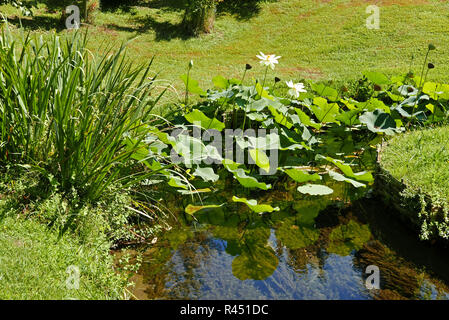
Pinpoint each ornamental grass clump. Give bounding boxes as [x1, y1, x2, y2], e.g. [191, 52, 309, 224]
[0, 25, 168, 201]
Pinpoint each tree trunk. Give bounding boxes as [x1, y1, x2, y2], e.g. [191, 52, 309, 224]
[183, 3, 216, 36]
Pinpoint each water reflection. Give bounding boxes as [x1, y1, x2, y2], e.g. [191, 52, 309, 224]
[130, 192, 449, 300]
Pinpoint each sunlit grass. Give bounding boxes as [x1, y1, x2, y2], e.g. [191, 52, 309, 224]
[0, 215, 125, 299]
[1, 0, 448, 99]
[381, 125, 449, 201]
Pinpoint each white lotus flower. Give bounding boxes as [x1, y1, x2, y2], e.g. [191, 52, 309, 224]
[286, 80, 307, 98]
[256, 52, 281, 70]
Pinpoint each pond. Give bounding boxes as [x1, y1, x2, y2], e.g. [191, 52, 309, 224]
[127, 185, 449, 300]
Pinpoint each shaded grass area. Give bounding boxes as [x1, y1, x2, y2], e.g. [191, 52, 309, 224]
[1, 0, 448, 99]
[0, 214, 125, 299]
[380, 126, 449, 202]
[0, 168, 135, 300]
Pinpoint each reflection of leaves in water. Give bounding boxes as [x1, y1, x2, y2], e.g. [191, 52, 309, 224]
[232, 245, 279, 280]
[327, 220, 371, 256]
[274, 201, 323, 250]
[225, 240, 242, 256]
[166, 229, 194, 250]
[215, 225, 278, 280]
[212, 225, 241, 241]
[243, 227, 270, 245]
[276, 219, 320, 250]
[292, 200, 326, 227]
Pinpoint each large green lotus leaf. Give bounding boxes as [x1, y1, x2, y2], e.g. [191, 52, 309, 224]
[246, 97, 272, 112]
[336, 109, 362, 126]
[222, 159, 245, 172]
[173, 134, 223, 164]
[232, 196, 279, 213]
[184, 109, 225, 131]
[311, 83, 339, 101]
[365, 98, 390, 113]
[327, 220, 372, 256]
[168, 176, 190, 189]
[232, 245, 278, 280]
[212, 75, 230, 89]
[297, 184, 334, 196]
[328, 170, 366, 188]
[278, 127, 309, 151]
[422, 82, 449, 100]
[294, 108, 322, 130]
[268, 105, 293, 129]
[311, 97, 340, 123]
[193, 167, 219, 182]
[359, 109, 401, 135]
[284, 168, 322, 183]
[234, 169, 271, 190]
[185, 204, 223, 215]
[224, 163, 271, 190]
[255, 82, 273, 99]
[208, 89, 235, 102]
[275, 219, 320, 250]
[147, 127, 175, 145]
[249, 148, 270, 173]
[363, 71, 390, 85]
[320, 156, 374, 183]
[180, 74, 206, 95]
[340, 99, 358, 111]
[246, 133, 280, 150]
[246, 112, 267, 122]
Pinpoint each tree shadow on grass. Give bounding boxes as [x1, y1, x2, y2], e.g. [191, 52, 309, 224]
[6, 15, 65, 32]
[5, 0, 267, 38]
[217, 0, 265, 21]
[104, 0, 266, 41]
[101, 0, 186, 13]
[106, 15, 191, 41]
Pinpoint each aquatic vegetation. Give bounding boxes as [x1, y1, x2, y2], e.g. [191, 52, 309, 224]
[158, 45, 448, 217]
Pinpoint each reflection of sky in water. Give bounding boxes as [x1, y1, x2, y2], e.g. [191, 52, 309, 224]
[164, 230, 372, 300]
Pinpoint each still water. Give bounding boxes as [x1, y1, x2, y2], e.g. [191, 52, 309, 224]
[128, 186, 449, 300]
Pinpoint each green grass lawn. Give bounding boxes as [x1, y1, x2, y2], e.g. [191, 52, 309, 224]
[380, 125, 449, 202]
[1, 0, 449, 98]
[0, 214, 126, 299]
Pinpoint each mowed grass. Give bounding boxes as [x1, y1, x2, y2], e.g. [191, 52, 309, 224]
[380, 126, 449, 202]
[1, 0, 449, 100]
[0, 214, 125, 299]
